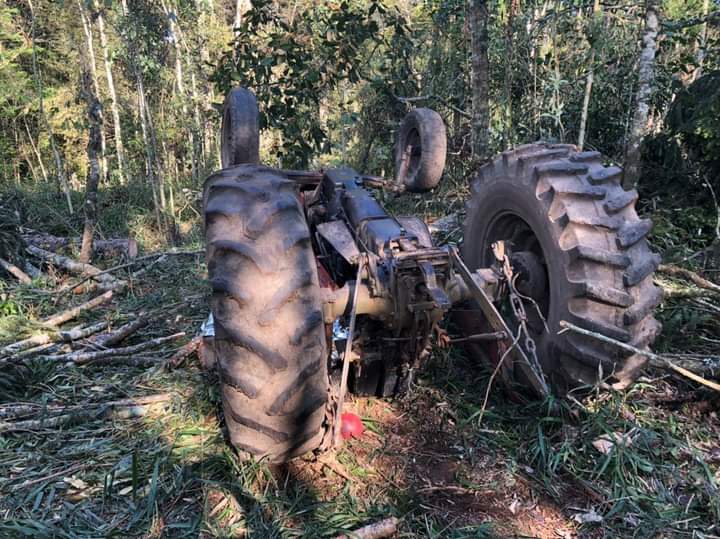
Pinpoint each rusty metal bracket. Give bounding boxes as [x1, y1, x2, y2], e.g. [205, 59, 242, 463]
[418, 260, 451, 310]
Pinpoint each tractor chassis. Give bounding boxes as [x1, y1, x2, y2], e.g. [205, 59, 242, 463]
[290, 166, 549, 401]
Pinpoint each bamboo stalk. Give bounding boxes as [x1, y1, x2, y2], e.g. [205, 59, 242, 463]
[43, 290, 113, 327]
[0, 393, 175, 433]
[43, 332, 185, 364]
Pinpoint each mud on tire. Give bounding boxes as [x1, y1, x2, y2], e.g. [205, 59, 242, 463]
[462, 144, 663, 391]
[204, 165, 328, 462]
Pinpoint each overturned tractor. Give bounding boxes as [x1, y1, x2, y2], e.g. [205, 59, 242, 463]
[203, 87, 662, 462]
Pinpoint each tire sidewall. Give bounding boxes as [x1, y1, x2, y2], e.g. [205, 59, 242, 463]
[221, 88, 260, 168]
[394, 108, 446, 192]
[463, 175, 572, 377]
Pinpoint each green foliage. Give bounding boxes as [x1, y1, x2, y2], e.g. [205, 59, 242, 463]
[213, 0, 409, 168]
[667, 70, 720, 174]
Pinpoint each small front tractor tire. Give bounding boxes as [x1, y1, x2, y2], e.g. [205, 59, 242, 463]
[461, 144, 663, 392]
[394, 108, 447, 192]
[221, 87, 260, 168]
[204, 165, 329, 462]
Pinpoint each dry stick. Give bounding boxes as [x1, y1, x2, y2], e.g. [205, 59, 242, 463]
[0, 392, 175, 421]
[59, 321, 108, 341]
[59, 250, 200, 294]
[90, 315, 149, 348]
[43, 332, 185, 364]
[0, 395, 174, 433]
[658, 264, 720, 294]
[0, 322, 107, 360]
[129, 254, 167, 281]
[15, 463, 88, 488]
[0, 333, 54, 357]
[166, 335, 201, 369]
[0, 409, 98, 432]
[558, 320, 720, 392]
[334, 258, 365, 447]
[334, 517, 400, 539]
[42, 290, 113, 327]
[0, 404, 42, 420]
[26, 245, 116, 285]
[476, 328, 522, 426]
[0, 257, 32, 284]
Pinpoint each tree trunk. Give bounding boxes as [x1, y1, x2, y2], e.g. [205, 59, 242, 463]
[469, 0, 490, 160]
[162, 0, 197, 183]
[692, 0, 710, 82]
[79, 57, 102, 264]
[578, 1, 601, 150]
[27, 0, 73, 214]
[578, 60, 594, 150]
[234, 0, 248, 32]
[24, 118, 48, 182]
[503, 0, 517, 146]
[94, 0, 126, 184]
[136, 75, 163, 234]
[77, 0, 107, 184]
[623, 0, 659, 188]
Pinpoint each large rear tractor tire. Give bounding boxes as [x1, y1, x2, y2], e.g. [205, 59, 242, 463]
[204, 165, 329, 462]
[461, 144, 663, 392]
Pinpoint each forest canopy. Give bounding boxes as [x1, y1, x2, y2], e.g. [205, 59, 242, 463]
[0, 0, 718, 245]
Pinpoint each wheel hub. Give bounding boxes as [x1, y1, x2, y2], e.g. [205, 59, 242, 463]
[509, 250, 547, 300]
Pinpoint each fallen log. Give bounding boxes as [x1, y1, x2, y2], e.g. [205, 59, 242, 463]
[42, 290, 113, 327]
[0, 257, 32, 284]
[5, 342, 63, 362]
[42, 331, 185, 364]
[559, 320, 720, 392]
[23, 261, 41, 279]
[85, 355, 166, 367]
[22, 233, 138, 259]
[334, 517, 400, 539]
[28, 245, 126, 293]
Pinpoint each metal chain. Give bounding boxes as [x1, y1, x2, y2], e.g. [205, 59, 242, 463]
[501, 254, 548, 388]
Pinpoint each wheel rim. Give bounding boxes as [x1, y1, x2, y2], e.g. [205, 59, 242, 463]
[482, 212, 551, 339]
[402, 127, 422, 183]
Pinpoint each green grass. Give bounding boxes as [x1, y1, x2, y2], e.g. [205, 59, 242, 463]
[1, 175, 719, 537]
